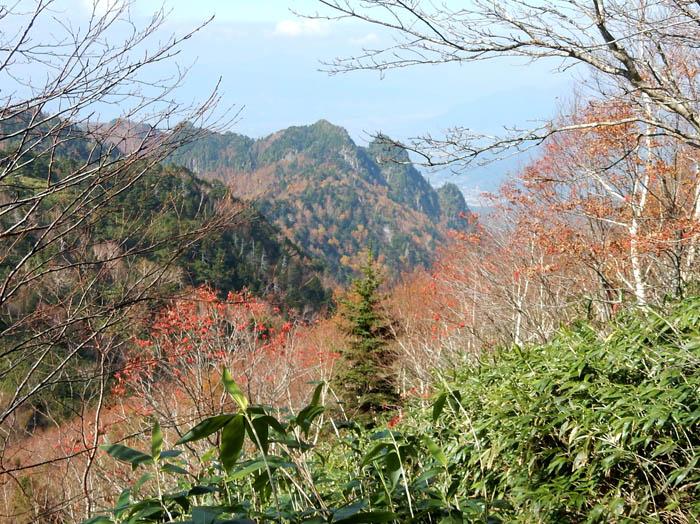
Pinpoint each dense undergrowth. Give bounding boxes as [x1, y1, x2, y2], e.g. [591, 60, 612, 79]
[87, 295, 700, 523]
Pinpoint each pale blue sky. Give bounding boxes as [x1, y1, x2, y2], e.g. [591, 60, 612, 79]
[72, 1, 576, 200]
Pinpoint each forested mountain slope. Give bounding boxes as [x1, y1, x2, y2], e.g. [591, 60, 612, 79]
[0, 128, 331, 449]
[168, 120, 472, 281]
[0, 151, 330, 318]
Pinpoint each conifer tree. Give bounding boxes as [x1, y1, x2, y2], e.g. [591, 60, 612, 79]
[335, 249, 399, 415]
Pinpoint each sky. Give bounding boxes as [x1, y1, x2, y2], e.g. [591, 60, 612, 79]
[65, 0, 577, 204]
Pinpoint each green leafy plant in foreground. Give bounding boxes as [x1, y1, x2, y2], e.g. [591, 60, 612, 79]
[88, 295, 700, 523]
[431, 296, 700, 523]
[86, 365, 504, 524]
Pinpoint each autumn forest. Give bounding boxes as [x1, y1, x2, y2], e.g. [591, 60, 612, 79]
[2, 1, 700, 523]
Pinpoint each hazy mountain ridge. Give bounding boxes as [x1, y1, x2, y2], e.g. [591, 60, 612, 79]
[0, 120, 332, 315]
[168, 119, 472, 282]
[364, 139, 441, 217]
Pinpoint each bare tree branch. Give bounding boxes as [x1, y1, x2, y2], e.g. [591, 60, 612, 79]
[0, 0, 242, 506]
[311, 0, 700, 167]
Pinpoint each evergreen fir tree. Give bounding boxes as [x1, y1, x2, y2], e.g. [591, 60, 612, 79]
[335, 249, 399, 415]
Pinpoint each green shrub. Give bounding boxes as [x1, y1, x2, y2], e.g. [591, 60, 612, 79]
[437, 296, 700, 522]
[88, 296, 700, 523]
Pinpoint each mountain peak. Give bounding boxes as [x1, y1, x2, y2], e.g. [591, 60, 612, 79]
[308, 119, 352, 140]
[166, 119, 467, 281]
[437, 183, 472, 231]
[312, 118, 333, 127]
[311, 118, 340, 129]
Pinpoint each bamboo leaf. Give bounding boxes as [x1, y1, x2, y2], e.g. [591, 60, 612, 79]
[133, 473, 153, 497]
[423, 436, 448, 467]
[311, 382, 324, 406]
[246, 416, 270, 454]
[360, 442, 390, 468]
[176, 415, 236, 445]
[113, 488, 131, 518]
[334, 511, 398, 523]
[385, 451, 401, 489]
[230, 460, 266, 480]
[432, 393, 447, 422]
[160, 463, 191, 476]
[222, 366, 248, 411]
[100, 444, 153, 468]
[221, 415, 245, 473]
[151, 420, 163, 461]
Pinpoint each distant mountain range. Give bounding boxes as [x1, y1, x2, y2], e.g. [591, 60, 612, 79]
[0, 114, 332, 316]
[2, 111, 473, 316]
[167, 119, 472, 282]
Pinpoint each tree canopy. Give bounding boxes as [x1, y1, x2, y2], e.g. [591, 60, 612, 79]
[335, 249, 399, 414]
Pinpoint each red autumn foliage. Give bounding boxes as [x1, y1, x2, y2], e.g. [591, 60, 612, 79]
[111, 286, 339, 420]
[406, 97, 700, 354]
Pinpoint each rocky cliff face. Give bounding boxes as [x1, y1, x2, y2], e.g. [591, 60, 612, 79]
[167, 120, 472, 282]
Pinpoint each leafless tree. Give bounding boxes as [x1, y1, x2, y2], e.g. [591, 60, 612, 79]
[311, 0, 700, 167]
[0, 0, 238, 519]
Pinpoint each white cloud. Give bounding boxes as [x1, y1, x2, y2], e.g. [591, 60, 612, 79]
[348, 33, 379, 46]
[273, 19, 331, 37]
[201, 24, 249, 40]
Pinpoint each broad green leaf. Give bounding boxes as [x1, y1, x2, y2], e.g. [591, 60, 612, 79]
[360, 442, 390, 468]
[82, 517, 113, 524]
[133, 473, 153, 497]
[252, 467, 273, 500]
[664, 501, 681, 511]
[423, 436, 448, 467]
[609, 498, 625, 515]
[124, 499, 163, 521]
[669, 466, 691, 486]
[572, 450, 587, 470]
[113, 488, 131, 518]
[221, 415, 245, 473]
[492, 499, 513, 510]
[100, 444, 153, 468]
[589, 505, 606, 520]
[188, 486, 219, 496]
[222, 366, 248, 411]
[432, 393, 448, 422]
[418, 498, 447, 511]
[296, 405, 324, 435]
[311, 382, 324, 406]
[334, 511, 399, 523]
[413, 467, 443, 485]
[447, 390, 462, 412]
[151, 420, 163, 461]
[385, 451, 401, 489]
[176, 414, 236, 445]
[160, 463, 191, 475]
[332, 501, 367, 521]
[229, 460, 265, 480]
[165, 493, 191, 513]
[255, 414, 286, 436]
[246, 416, 270, 454]
[651, 439, 677, 458]
[192, 506, 218, 524]
[201, 447, 217, 463]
